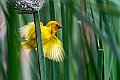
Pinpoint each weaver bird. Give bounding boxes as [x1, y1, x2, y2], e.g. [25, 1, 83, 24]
[19, 21, 65, 62]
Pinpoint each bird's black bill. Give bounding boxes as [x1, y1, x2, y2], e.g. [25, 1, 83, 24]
[58, 25, 62, 29]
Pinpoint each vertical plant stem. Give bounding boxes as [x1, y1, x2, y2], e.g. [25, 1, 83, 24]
[99, 11, 104, 80]
[60, 3, 65, 80]
[89, 0, 99, 52]
[112, 55, 117, 80]
[7, 0, 20, 80]
[61, 3, 70, 80]
[49, 1, 55, 20]
[49, 1, 61, 80]
[79, 23, 89, 80]
[48, 1, 55, 80]
[97, 49, 103, 80]
[33, 11, 46, 80]
[104, 44, 109, 80]
[41, 2, 51, 79]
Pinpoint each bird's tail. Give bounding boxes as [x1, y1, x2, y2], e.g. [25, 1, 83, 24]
[21, 42, 31, 54]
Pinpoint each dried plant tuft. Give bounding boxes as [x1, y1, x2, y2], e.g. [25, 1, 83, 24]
[7, 0, 45, 14]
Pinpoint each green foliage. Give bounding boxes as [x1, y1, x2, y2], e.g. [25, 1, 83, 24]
[0, 0, 120, 80]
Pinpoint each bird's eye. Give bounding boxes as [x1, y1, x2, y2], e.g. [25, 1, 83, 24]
[56, 24, 59, 26]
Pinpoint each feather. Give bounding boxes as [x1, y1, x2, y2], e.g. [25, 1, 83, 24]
[43, 36, 65, 62]
[19, 22, 43, 40]
[19, 21, 65, 62]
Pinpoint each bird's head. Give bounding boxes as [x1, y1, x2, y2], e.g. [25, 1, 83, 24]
[46, 21, 62, 34]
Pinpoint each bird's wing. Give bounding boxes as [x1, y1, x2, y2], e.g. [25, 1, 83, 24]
[19, 22, 35, 40]
[19, 22, 43, 40]
[21, 37, 37, 54]
[43, 36, 65, 62]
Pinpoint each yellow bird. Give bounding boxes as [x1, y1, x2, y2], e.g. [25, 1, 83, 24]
[19, 21, 65, 62]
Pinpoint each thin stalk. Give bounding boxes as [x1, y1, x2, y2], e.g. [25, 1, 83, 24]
[89, 0, 99, 51]
[60, 3, 66, 80]
[29, 56, 40, 80]
[82, 25, 101, 80]
[7, 0, 20, 80]
[61, 3, 70, 80]
[66, 1, 73, 80]
[85, 41, 101, 80]
[33, 11, 46, 80]
[49, 1, 55, 80]
[99, 12, 103, 49]
[97, 49, 103, 80]
[79, 23, 89, 80]
[104, 44, 109, 80]
[49, 1, 55, 20]
[43, 2, 52, 77]
[112, 55, 117, 80]
[99, 11, 104, 80]
[49, 1, 61, 80]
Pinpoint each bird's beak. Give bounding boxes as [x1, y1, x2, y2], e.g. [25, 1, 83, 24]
[58, 25, 62, 29]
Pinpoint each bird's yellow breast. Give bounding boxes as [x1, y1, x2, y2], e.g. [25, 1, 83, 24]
[41, 26, 52, 44]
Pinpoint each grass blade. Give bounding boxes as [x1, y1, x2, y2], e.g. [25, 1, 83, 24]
[33, 11, 46, 80]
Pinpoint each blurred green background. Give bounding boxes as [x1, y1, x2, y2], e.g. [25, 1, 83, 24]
[0, 0, 120, 80]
